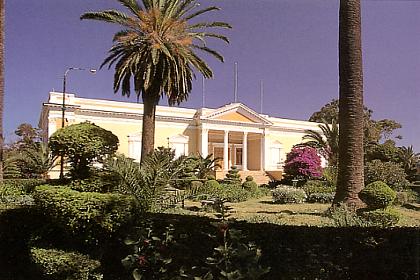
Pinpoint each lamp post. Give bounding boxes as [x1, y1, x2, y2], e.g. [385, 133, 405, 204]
[59, 67, 96, 179]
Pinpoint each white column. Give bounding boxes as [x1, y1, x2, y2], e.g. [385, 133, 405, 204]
[200, 128, 209, 157]
[260, 132, 265, 171]
[242, 132, 248, 171]
[223, 130, 229, 171]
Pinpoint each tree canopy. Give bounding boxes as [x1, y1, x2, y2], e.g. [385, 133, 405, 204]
[49, 122, 119, 179]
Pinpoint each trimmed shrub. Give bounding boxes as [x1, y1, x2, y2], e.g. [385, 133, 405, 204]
[30, 247, 102, 280]
[224, 166, 242, 186]
[358, 208, 400, 227]
[272, 186, 306, 204]
[365, 160, 410, 190]
[196, 183, 254, 203]
[204, 179, 221, 189]
[242, 176, 258, 192]
[206, 175, 216, 180]
[359, 181, 396, 209]
[33, 185, 139, 242]
[69, 170, 120, 193]
[303, 180, 335, 203]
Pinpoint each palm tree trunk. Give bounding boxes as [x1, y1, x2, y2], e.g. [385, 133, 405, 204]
[0, 0, 4, 182]
[333, 0, 364, 207]
[140, 91, 160, 164]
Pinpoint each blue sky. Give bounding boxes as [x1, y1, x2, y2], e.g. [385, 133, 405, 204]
[5, 0, 420, 151]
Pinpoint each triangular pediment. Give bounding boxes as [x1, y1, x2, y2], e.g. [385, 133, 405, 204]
[202, 103, 272, 125]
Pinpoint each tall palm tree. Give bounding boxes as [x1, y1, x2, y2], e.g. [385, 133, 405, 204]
[301, 119, 339, 167]
[81, 0, 231, 164]
[333, 0, 365, 207]
[0, 0, 4, 182]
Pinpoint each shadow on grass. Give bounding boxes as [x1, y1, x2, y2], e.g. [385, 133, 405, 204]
[256, 210, 325, 216]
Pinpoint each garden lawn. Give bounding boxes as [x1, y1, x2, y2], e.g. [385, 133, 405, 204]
[184, 196, 420, 227]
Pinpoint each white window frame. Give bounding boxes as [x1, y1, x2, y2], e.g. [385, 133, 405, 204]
[169, 134, 189, 158]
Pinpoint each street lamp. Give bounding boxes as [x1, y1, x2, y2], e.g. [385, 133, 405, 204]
[59, 67, 96, 179]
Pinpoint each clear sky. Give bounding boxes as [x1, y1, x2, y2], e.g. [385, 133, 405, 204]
[5, 0, 420, 151]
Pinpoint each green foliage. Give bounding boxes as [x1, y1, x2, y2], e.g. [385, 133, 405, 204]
[224, 166, 242, 186]
[191, 154, 221, 180]
[394, 190, 418, 205]
[242, 180, 258, 192]
[199, 223, 270, 279]
[204, 179, 220, 190]
[365, 160, 410, 190]
[30, 247, 102, 280]
[49, 122, 119, 179]
[365, 140, 401, 163]
[33, 185, 139, 242]
[300, 119, 339, 167]
[1, 179, 46, 194]
[245, 176, 253, 181]
[207, 175, 216, 180]
[397, 145, 419, 182]
[105, 149, 192, 210]
[359, 181, 396, 209]
[69, 170, 120, 193]
[329, 206, 371, 227]
[303, 180, 335, 203]
[122, 221, 177, 280]
[272, 186, 307, 204]
[322, 166, 337, 188]
[14, 142, 58, 179]
[197, 182, 267, 203]
[358, 208, 400, 227]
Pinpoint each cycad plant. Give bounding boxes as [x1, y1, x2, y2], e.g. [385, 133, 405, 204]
[81, 0, 231, 163]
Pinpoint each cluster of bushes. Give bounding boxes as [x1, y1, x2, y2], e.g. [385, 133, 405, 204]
[194, 175, 269, 203]
[271, 180, 335, 204]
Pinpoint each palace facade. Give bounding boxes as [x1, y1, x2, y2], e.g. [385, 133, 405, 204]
[40, 92, 323, 182]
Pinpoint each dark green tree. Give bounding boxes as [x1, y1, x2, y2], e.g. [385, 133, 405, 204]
[81, 0, 231, 164]
[49, 122, 119, 179]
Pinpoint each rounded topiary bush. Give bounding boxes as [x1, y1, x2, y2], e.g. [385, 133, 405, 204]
[272, 185, 306, 204]
[359, 208, 400, 227]
[204, 179, 220, 189]
[359, 181, 396, 209]
[242, 177, 258, 192]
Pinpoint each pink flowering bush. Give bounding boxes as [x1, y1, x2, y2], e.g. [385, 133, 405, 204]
[284, 146, 322, 180]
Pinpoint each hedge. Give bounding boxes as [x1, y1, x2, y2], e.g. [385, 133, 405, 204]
[31, 247, 103, 280]
[33, 185, 140, 242]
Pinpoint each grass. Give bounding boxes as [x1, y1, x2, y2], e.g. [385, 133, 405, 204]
[182, 196, 420, 227]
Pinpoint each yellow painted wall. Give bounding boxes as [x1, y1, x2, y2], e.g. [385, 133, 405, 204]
[267, 133, 304, 156]
[247, 138, 261, 170]
[154, 124, 198, 155]
[215, 112, 255, 123]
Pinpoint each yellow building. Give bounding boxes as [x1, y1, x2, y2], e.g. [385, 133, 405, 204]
[40, 92, 323, 182]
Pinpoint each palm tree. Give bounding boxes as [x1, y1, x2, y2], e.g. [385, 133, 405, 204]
[0, 0, 4, 182]
[301, 119, 339, 167]
[333, 0, 365, 207]
[398, 145, 419, 181]
[81, 0, 231, 164]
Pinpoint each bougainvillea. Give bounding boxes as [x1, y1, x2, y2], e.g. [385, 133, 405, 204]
[284, 146, 322, 179]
